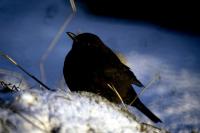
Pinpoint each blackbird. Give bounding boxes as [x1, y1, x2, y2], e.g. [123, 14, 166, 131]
[63, 32, 162, 123]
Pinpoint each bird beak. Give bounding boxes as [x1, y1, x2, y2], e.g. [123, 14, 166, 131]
[66, 32, 77, 41]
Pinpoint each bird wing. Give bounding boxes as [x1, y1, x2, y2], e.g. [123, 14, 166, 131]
[121, 64, 144, 87]
[100, 45, 144, 87]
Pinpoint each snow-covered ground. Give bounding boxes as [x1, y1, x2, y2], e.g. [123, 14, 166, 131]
[0, 83, 166, 133]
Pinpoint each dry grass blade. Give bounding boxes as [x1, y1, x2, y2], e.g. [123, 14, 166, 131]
[12, 110, 48, 133]
[130, 73, 161, 105]
[39, 14, 75, 83]
[0, 51, 17, 65]
[107, 83, 127, 109]
[70, 0, 77, 13]
[39, 0, 77, 83]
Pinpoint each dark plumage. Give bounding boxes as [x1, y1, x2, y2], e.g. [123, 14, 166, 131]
[63, 32, 162, 123]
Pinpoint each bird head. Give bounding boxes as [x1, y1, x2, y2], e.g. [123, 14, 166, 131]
[66, 32, 103, 49]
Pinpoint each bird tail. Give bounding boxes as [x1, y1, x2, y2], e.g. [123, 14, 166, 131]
[133, 99, 162, 123]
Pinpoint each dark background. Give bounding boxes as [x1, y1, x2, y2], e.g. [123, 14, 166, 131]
[83, 0, 200, 35]
[0, 0, 200, 132]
